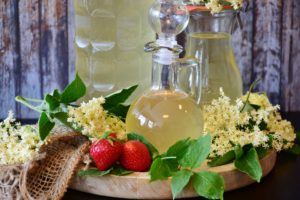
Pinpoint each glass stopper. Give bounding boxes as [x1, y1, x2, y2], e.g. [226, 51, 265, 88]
[148, 0, 189, 46]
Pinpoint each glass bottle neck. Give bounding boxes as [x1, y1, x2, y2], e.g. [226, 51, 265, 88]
[151, 52, 179, 90]
[186, 10, 238, 34]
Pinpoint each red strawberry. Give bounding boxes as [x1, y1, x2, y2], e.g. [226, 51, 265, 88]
[120, 140, 152, 172]
[90, 136, 122, 171]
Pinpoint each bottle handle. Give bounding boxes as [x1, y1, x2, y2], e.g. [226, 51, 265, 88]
[176, 58, 202, 105]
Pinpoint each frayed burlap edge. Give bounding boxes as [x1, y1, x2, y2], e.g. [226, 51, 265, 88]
[0, 131, 90, 200]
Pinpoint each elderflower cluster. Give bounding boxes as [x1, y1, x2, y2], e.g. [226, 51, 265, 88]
[204, 89, 296, 158]
[67, 97, 126, 139]
[189, 0, 243, 13]
[0, 111, 43, 165]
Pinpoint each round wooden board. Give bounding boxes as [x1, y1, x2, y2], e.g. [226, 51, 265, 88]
[70, 150, 276, 199]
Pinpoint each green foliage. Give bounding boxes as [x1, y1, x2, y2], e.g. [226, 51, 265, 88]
[192, 171, 225, 200]
[16, 73, 137, 141]
[179, 134, 211, 169]
[234, 147, 262, 182]
[38, 112, 55, 141]
[103, 85, 138, 120]
[208, 150, 235, 167]
[149, 134, 225, 199]
[171, 170, 193, 199]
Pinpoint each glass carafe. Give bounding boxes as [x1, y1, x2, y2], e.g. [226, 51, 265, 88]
[73, 0, 154, 100]
[184, 6, 243, 105]
[126, 0, 204, 153]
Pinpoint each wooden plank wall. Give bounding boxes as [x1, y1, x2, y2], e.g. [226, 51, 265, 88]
[0, 0, 299, 119]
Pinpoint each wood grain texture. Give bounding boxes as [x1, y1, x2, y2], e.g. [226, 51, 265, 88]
[18, 0, 41, 118]
[70, 150, 277, 199]
[0, 0, 19, 118]
[0, 0, 300, 119]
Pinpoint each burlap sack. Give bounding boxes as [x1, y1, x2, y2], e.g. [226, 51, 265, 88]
[0, 130, 90, 200]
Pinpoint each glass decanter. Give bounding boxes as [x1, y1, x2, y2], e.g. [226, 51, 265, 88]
[126, 0, 204, 153]
[183, 4, 243, 105]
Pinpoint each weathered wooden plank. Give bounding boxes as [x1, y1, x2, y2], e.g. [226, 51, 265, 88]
[0, 0, 18, 119]
[252, 0, 282, 105]
[281, 0, 300, 111]
[232, 0, 254, 93]
[68, 0, 75, 81]
[40, 0, 69, 95]
[18, 0, 41, 118]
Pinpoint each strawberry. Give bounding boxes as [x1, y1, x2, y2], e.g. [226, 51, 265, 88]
[120, 140, 152, 172]
[89, 134, 122, 171]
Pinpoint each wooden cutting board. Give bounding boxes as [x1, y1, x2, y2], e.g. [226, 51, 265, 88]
[70, 150, 276, 199]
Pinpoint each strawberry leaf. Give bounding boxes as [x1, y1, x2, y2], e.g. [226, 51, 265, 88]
[149, 157, 178, 181]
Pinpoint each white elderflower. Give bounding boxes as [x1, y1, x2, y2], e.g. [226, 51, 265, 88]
[0, 111, 43, 165]
[204, 89, 297, 158]
[67, 97, 126, 139]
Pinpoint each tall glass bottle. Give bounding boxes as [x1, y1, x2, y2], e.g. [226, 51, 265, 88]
[183, 6, 243, 105]
[126, 0, 204, 153]
[73, 0, 154, 100]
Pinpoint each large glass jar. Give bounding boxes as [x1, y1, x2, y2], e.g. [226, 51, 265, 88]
[183, 7, 243, 105]
[73, 0, 154, 100]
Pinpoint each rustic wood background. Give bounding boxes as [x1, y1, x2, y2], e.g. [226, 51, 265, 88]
[0, 0, 299, 119]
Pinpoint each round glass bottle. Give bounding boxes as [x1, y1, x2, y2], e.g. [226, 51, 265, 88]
[184, 6, 243, 105]
[126, 0, 204, 153]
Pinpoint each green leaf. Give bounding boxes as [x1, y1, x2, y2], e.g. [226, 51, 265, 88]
[127, 133, 159, 159]
[286, 144, 300, 155]
[234, 144, 243, 159]
[45, 94, 60, 111]
[111, 165, 133, 176]
[166, 138, 193, 161]
[60, 73, 86, 103]
[106, 104, 130, 121]
[38, 112, 55, 140]
[53, 112, 77, 131]
[234, 148, 262, 182]
[78, 168, 112, 177]
[192, 171, 225, 200]
[208, 150, 235, 167]
[15, 96, 42, 113]
[52, 89, 61, 100]
[149, 157, 178, 181]
[179, 134, 211, 169]
[103, 85, 138, 110]
[171, 170, 193, 199]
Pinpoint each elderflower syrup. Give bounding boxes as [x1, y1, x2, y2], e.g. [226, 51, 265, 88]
[126, 0, 204, 153]
[185, 32, 243, 105]
[73, 0, 154, 100]
[126, 90, 203, 153]
[182, 7, 243, 106]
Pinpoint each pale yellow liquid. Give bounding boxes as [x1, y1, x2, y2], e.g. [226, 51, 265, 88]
[126, 90, 204, 153]
[74, 0, 154, 101]
[185, 32, 243, 105]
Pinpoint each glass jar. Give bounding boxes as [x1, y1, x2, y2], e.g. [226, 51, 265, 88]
[73, 0, 154, 100]
[183, 6, 243, 105]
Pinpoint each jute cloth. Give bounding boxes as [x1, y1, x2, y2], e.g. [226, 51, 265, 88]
[0, 130, 90, 200]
